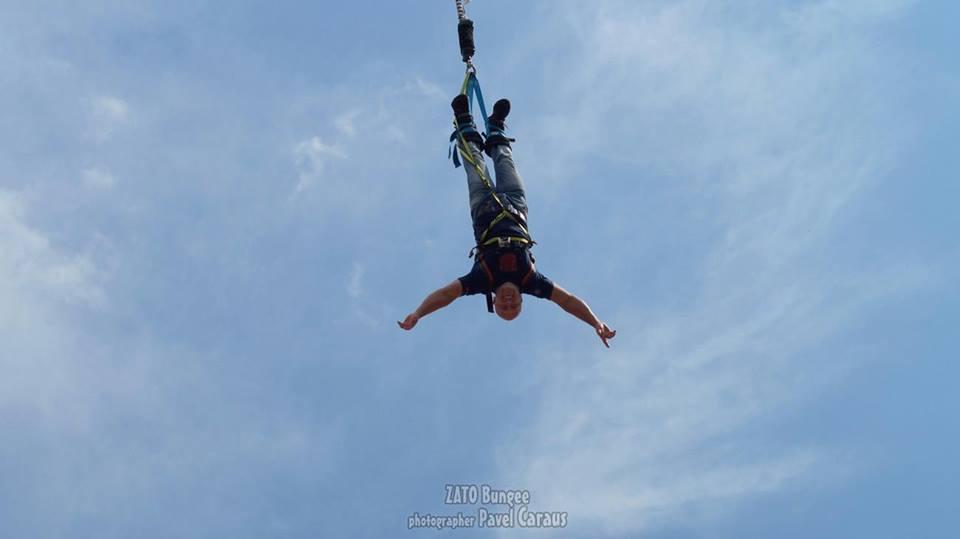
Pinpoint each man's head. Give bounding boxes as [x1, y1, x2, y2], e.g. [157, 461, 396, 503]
[493, 282, 523, 320]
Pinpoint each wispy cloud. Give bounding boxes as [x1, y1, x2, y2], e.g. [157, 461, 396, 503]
[286, 75, 447, 212]
[497, 0, 926, 533]
[82, 167, 116, 190]
[0, 188, 106, 424]
[0, 189, 105, 308]
[90, 95, 129, 142]
[414, 77, 445, 99]
[334, 109, 362, 138]
[0, 186, 344, 531]
[292, 136, 347, 195]
[347, 262, 365, 298]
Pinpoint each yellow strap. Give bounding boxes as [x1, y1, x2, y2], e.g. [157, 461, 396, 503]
[481, 236, 530, 247]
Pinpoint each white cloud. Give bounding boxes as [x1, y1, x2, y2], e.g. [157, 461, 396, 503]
[334, 109, 362, 137]
[0, 190, 105, 308]
[0, 186, 345, 526]
[285, 76, 438, 209]
[347, 262, 364, 298]
[496, 0, 925, 533]
[292, 136, 347, 194]
[90, 95, 129, 142]
[82, 167, 116, 190]
[384, 125, 406, 144]
[414, 77, 445, 99]
[0, 189, 106, 426]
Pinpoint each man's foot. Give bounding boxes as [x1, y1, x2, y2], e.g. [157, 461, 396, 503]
[451, 94, 484, 148]
[485, 98, 514, 156]
[488, 99, 511, 131]
[490, 99, 511, 129]
[452, 94, 470, 116]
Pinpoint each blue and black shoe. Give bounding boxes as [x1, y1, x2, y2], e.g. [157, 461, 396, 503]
[484, 98, 515, 156]
[488, 98, 510, 130]
[451, 94, 485, 148]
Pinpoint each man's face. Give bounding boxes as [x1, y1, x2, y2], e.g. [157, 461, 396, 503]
[494, 283, 522, 321]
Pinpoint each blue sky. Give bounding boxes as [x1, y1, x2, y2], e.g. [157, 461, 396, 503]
[1, 0, 957, 537]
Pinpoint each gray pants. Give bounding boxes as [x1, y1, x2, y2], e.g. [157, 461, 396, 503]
[461, 141, 528, 224]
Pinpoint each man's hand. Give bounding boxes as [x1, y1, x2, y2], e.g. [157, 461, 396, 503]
[397, 313, 420, 331]
[398, 281, 462, 331]
[595, 322, 616, 348]
[550, 285, 616, 348]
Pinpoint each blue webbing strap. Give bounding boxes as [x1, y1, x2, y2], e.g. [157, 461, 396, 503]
[466, 73, 490, 135]
[449, 71, 490, 168]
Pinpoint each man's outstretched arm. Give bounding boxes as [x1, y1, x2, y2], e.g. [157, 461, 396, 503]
[549, 284, 617, 347]
[398, 280, 464, 330]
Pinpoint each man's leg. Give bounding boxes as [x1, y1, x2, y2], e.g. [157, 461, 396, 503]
[490, 144, 526, 201]
[461, 140, 494, 216]
[452, 94, 494, 217]
[486, 99, 528, 211]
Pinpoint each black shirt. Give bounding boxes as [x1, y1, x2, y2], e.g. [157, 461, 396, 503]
[458, 246, 555, 299]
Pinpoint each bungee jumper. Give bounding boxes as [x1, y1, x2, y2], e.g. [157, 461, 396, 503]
[397, 1, 616, 347]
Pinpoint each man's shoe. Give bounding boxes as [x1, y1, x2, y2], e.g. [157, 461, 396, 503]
[452, 94, 470, 116]
[488, 98, 511, 131]
[451, 94, 484, 148]
[485, 98, 514, 156]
